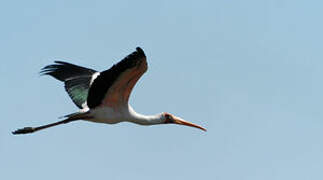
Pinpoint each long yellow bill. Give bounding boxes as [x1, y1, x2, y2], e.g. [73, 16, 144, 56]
[173, 116, 206, 132]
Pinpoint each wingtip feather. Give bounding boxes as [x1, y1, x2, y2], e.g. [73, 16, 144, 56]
[136, 47, 145, 57]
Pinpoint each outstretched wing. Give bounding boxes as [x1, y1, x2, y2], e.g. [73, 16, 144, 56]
[40, 61, 99, 109]
[87, 47, 147, 109]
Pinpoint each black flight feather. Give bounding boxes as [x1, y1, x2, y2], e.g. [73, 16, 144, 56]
[40, 61, 98, 109]
[86, 47, 146, 108]
[40, 61, 96, 81]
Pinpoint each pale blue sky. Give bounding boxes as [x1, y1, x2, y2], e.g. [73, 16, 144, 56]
[1, 0, 323, 179]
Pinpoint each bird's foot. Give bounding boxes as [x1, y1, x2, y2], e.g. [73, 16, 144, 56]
[12, 127, 35, 135]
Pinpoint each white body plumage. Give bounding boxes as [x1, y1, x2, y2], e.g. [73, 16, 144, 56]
[86, 105, 163, 125]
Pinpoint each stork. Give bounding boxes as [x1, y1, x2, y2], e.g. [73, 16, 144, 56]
[13, 47, 206, 135]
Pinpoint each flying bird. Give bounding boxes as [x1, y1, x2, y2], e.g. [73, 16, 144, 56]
[13, 47, 206, 135]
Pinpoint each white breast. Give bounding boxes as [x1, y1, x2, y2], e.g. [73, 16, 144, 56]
[86, 105, 132, 124]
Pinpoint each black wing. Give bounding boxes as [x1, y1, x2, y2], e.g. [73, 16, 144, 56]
[40, 61, 98, 109]
[87, 47, 147, 109]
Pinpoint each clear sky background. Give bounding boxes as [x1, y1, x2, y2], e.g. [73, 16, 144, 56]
[1, 0, 323, 179]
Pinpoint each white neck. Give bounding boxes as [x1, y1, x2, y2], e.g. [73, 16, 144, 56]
[128, 106, 164, 125]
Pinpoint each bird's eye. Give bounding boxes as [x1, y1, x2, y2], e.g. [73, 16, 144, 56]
[164, 114, 173, 123]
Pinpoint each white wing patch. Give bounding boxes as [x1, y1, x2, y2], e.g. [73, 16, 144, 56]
[90, 72, 100, 85]
[80, 72, 101, 109]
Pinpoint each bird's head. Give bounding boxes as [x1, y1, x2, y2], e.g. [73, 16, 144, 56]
[162, 112, 206, 132]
